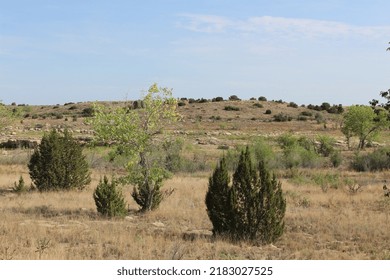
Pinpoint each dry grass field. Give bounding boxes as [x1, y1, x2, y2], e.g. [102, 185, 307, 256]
[1, 100, 390, 260]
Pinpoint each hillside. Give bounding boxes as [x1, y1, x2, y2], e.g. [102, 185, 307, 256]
[1, 99, 345, 144]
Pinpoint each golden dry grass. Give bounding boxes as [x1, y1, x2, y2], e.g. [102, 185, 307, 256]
[1, 163, 390, 260]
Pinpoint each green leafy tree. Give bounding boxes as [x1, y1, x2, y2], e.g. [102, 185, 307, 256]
[342, 105, 389, 150]
[93, 176, 127, 218]
[90, 83, 179, 212]
[28, 129, 91, 191]
[206, 147, 286, 244]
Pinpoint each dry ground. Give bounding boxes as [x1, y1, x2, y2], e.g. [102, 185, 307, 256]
[0, 164, 389, 260]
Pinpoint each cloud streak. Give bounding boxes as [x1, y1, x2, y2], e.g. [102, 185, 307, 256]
[178, 14, 390, 39]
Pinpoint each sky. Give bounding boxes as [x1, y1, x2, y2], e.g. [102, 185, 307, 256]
[0, 0, 389, 105]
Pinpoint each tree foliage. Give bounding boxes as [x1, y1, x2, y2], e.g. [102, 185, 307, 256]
[90, 83, 179, 212]
[206, 157, 232, 236]
[28, 129, 91, 191]
[206, 147, 286, 244]
[342, 105, 389, 150]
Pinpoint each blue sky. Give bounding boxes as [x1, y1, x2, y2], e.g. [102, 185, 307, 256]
[1, 0, 389, 105]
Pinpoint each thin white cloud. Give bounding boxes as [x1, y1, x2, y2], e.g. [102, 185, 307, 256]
[176, 14, 232, 33]
[178, 14, 390, 39]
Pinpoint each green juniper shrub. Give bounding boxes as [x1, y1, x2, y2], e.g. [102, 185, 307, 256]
[206, 147, 286, 245]
[205, 157, 232, 236]
[81, 107, 95, 117]
[229, 95, 240, 101]
[93, 176, 127, 218]
[212, 97, 224, 102]
[287, 102, 298, 108]
[28, 129, 91, 191]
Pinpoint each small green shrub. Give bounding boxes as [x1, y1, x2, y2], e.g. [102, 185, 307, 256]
[54, 113, 63, 119]
[320, 102, 331, 111]
[224, 105, 240, 111]
[212, 97, 224, 102]
[93, 176, 127, 218]
[277, 134, 322, 169]
[13, 176, 28, 194]
[197, 98, 209, 103]
[316, 135, 336, 157]
[265, 109, 272, 115]
[253, 103, 263, 108]
[351, 148, 390, 172]
[273, 113, 292, 122]
[314, 113, 324, 124]
[288, 102, 298, 108]
[229, 95, 240, 101]
[163, 138, 184, 173]
[312, 172, 340, 192]
[300, 111, 313, 117]
[297, 116, 308, 121]
[82, 107, 95, 117]
[330, 150, 343, 167]
[258, 96, 267, 101]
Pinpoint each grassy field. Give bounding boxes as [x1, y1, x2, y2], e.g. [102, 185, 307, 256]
[1, 100, 390, 260]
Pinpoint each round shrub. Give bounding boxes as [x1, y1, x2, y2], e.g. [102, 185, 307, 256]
[28, 129, 91, 191]
[229, 95, 240, 101]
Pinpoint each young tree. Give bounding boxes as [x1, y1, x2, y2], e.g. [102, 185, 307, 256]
[90, 83, 179, 212]
[93, 176, 127, 218]
[342, 105, 389, 150]
[28, 129, 91, 191]
[205, 157, 232, 236]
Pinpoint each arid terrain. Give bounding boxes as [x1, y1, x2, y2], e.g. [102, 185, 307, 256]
[1, 99, 390, 260]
